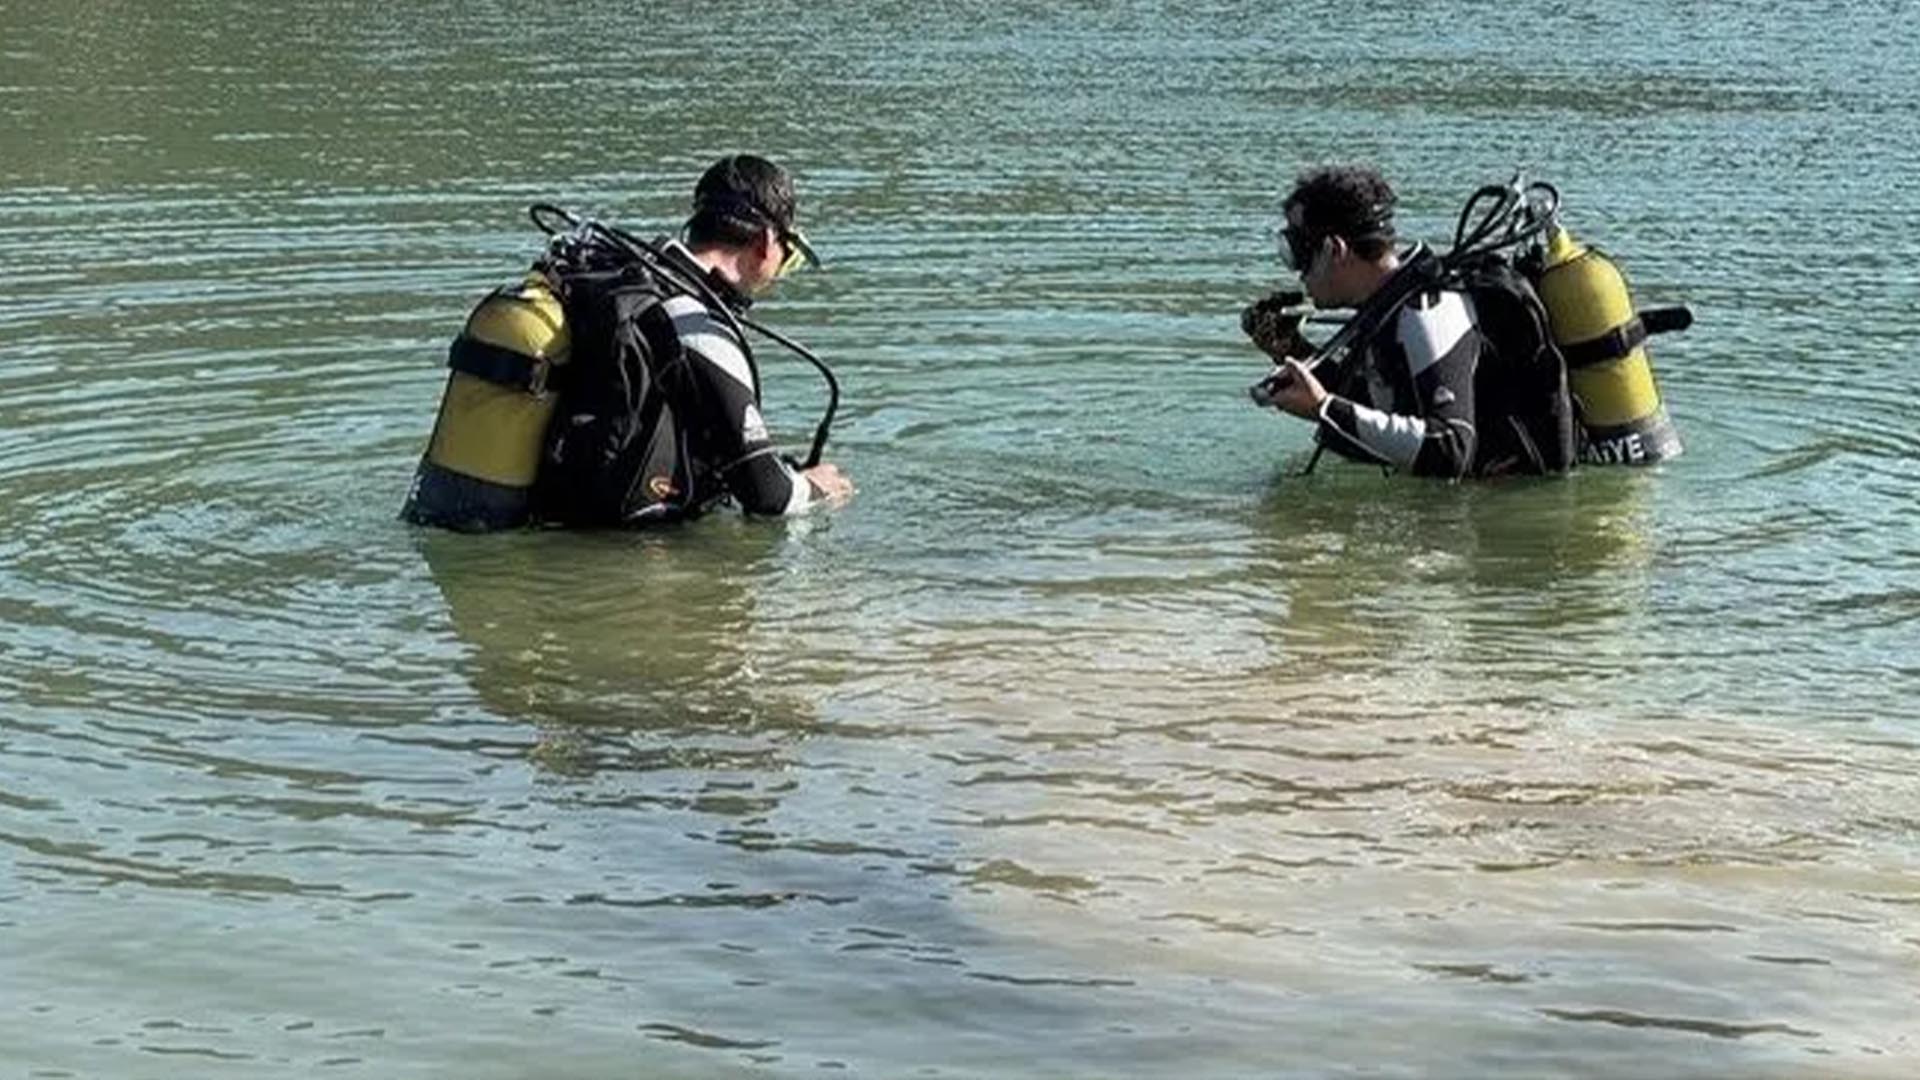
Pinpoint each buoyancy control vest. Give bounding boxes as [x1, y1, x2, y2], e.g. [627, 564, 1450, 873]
[1451, 252, 1579, 476]
[528, 242, 702, 527]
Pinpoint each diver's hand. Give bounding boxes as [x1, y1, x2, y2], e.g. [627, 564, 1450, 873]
[1241, 289, 1314, 361]
[1267, 359, 1328, 419]
[803, 463, 853, 503]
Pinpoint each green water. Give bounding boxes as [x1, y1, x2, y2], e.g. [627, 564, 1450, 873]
[3, 2, 1918, 1076]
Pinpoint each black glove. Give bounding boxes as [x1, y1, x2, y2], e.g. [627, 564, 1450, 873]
[1240, 289, 1315, 361]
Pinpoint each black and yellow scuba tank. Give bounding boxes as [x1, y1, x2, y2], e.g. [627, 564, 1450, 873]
[1449, 177, 1691, 467]
[399, 273, 571, 532]
[1532, 223, 1690, 465]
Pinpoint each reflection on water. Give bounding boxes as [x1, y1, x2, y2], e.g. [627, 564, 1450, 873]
[425, 531, 765, 722]
[4, 0, 1920, 1076]
[418, 526, 819, 774]
[1245, 468, 1661, 698]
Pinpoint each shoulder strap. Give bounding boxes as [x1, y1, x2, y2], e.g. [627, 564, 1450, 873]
[1291, 247, 1446, 476]
[1304, 246, 1446, 386]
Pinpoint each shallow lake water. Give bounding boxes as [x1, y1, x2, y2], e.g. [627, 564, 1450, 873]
[3, 3, 1918, 1076]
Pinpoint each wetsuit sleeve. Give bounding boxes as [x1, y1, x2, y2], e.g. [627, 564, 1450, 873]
[1313, 291, 1479, 480]
[664, 297, 815, 516]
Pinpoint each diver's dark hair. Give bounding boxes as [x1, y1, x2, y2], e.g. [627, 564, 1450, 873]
[685, 154, 798, 251]
[1283, 165, 1397, 261]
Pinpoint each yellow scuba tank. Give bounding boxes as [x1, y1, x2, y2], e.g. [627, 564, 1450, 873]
[1533, 224, 1685, 465]
[399, 273, 570, 531]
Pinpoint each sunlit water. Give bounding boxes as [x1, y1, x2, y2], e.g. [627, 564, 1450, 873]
[3, 2, 1918, 1076]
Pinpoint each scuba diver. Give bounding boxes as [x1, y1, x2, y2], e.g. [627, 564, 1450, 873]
[402, 153, 852, 532]
[1245, 165, 1687, 478]
[1249, 165, 1489, 480]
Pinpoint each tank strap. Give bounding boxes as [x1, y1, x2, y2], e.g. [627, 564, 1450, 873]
[1560, 304, 1693, 370]
[447, 335, 549, 393]
[1560, 317, 1647, 369]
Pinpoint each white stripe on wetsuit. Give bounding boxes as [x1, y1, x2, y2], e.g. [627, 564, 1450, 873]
[661, 294, 755, 391]
[659, 293, 812, 514]
[1398, 290, 1475, 377]
[1320, 398, 1425, 469]
[1399, 291, 1478, 476]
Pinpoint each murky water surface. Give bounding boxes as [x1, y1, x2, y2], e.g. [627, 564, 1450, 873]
[3, 3, 1918, 1076]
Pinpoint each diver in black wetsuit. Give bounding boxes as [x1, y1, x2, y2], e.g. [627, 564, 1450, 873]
[1253, 166, 1484, 481]
[649, 155, 851, 515]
